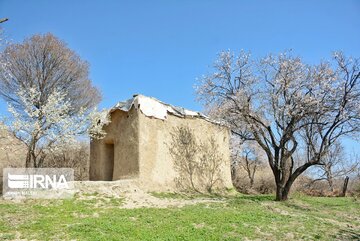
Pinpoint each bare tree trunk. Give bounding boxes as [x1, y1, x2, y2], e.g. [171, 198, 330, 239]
[274, 162, 312, 201]
[324, 164, 335, 192]
[327, 178, 334, 193]
[25, 138, 38, 168]
[244, 153, 257, 189]
[246, 167, 255, 189]
[32, 151, 37, 168]
[276, 186, 289, 201]
[340, 176, 349, 197]
[249, 176, 254, 189]
[275, 182, 292, 201]
[25, 150, 32, 168]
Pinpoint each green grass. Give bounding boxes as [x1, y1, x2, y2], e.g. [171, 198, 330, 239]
[0, 194, 359, 240]
[150, 191, 225, 200]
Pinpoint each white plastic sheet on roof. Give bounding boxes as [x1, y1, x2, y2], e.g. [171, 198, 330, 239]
[111, 95, 203, 120]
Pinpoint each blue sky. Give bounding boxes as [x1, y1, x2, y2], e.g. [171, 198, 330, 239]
[0, 0, 359, 151]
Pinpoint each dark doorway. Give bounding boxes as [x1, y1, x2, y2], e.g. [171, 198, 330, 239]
[104, 143, 114, 181]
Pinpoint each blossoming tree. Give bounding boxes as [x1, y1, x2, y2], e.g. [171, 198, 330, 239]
[4, 87, 109, 168]
[197, 51, 360, 201]
[0, 33, 109, 168]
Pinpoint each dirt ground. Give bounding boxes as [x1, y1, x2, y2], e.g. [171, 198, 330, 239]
[74, 179, 224, 208]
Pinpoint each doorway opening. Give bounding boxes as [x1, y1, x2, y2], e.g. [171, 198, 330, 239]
[104, 142, 114, 181]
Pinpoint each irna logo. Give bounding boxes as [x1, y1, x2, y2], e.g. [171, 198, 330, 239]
[7, 173, 69, 189]
[3, 168, 74, 199]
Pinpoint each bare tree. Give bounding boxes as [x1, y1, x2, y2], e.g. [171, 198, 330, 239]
[196, 50, 360, 201]
[0, 33, 101, 114]
[44, 142, 90, 181]
[238, 142, 264, 189]
[309, 142, 358, 192]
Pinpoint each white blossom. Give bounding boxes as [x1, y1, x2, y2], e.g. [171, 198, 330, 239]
[2, 86, 109, 167]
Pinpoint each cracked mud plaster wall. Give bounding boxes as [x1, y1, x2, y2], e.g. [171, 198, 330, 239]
[90, 107, 233, 192]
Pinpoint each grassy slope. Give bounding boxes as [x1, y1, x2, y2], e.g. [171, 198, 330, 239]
[0, 194, 359, 240]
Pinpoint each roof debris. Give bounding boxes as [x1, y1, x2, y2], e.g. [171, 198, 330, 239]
[110, 94, 220, 124]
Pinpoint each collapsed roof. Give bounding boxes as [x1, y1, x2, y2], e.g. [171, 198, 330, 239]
[110, 94, 220, 124]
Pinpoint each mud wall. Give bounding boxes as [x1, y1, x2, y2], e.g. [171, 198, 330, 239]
[90, 108, 140, 181]
[0, 129, 26, 194]
[90, 107, 233, 192]
[137, 112, 233, 191]
[0, 132, 26, 168]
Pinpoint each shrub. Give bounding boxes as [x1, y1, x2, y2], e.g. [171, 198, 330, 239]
[43, 142, 89, 181]
[232, 166, 275, 194]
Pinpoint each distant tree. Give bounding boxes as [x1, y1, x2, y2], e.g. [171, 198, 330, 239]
[0, 33, 101, 114]
[233, 141, 265, 189]
[196, 50, 360, 201]
[309, 142, 359, 192]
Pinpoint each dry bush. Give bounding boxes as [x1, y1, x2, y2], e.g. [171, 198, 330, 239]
[348, 177, 360, 197]
[43, 142, 89, 181]
[254, 176, 276, 195]
[231, 166, 252, 194]
[293, 176, 330, 196]
[351, 179, 360, 197]
[232, 165, 276, 194]
[232, 154, 360, 197]
[294, 175, 360, 197]
[168, 126, 224, 193]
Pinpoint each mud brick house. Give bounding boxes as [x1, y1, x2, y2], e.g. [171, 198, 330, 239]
[90, 95, 232, 191]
